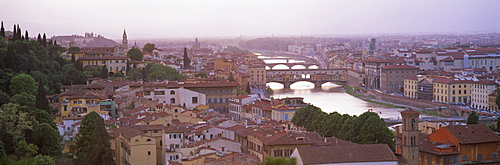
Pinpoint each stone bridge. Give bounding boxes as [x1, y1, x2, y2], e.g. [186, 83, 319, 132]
[266, 68, 347, 89]
[266, 62, 321, 70]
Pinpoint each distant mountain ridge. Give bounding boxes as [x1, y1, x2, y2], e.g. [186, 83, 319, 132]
[52, 32, 119, 47]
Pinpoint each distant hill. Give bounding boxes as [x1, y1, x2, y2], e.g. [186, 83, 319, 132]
[52, 32, 119, 48]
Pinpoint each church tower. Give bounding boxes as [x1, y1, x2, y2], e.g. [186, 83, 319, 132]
[183, 47, 191, 69]
[192, 38, 201, 50]
[401, 108, 420, 165]
[122, 29, 128, 49]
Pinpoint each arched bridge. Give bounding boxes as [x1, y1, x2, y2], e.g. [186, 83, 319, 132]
[267, 68, 347, 89]
[266, 62, 321, 70]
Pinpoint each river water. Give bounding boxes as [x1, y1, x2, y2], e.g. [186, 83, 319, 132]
[261, 54, 405, 119]
[267, 82, 405, 119]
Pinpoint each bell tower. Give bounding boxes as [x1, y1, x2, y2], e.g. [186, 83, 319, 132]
[122, 29, 128, 49]
[401, 108, 420, 165]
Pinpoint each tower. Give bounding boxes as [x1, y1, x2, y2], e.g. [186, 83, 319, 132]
[183, 47, 191, 69]
[122, 29, 128, 49]
[193, 38, 201, 50]
[369, 38, 376, 55]
[401, 109, 420, 165]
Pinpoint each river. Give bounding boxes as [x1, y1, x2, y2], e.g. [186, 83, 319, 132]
[261, 54, 405, 119]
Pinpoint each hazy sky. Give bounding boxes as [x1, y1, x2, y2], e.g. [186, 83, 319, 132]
[1, 0, 499, 39]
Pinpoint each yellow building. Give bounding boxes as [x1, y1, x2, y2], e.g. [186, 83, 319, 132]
[213, 59, 235, 71]
[248, 65, 267, 88]
[433, 77, 472, 104]
[110, 126, 158, 165]
[243, 53, 264, 65]
[58, 90, 107, 122]
[78, 56, 128, 74]
[489, 89, 499, 111]
[404, 75, 418, 98]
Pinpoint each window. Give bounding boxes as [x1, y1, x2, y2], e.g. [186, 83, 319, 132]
[492, 152, 498, 159]
[477, 154, 483, 160]
[192, 97, 198, 104]
[148, 151, 151, 155]
[170, 98, 175, 104]
[462, 155, 468, 161]
[146, 139, 152, 142]
[153, 130, 158, 133]
[170, 90, 175, 95]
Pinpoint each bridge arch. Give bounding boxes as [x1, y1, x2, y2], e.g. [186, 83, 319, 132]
[308, 65, 319, 69]
[271, 64, 290, 70]
[290, 65, 306, 69]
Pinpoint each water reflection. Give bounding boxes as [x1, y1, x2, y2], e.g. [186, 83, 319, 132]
[268, 82, 405, 119]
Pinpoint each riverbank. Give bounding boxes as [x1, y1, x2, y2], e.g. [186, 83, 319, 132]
[343, 86, 423, 111]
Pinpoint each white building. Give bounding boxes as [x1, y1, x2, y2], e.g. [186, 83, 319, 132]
[471, 80, 497, 110]
[143, 87, 206, 110]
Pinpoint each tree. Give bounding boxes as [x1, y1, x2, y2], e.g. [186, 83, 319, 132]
[227, 72, 235, 82]
[127, 48, 143, 61]
[15, 140, 38, 157]
[42, 33, 47, 47]
[10, 92, 35, 107]
[0, 21, 5, 38]
[112, 71, 124, 78]
[467, 111, 479, 125]
[194, 72, 208, 78]
[32, 123, 62, 156]
[146, 63, 186, 81]
[62, 66, 87, 85]
[0, 91, 10, 107]
[67, 47, 80, 63]
[260, 157, 296, 165]
[9, 74, 37, 96]
[74, 60, 83, 71]
[100, 65, 109, 79]
[35, 80, 50, 111]
[497, 118, 500, 132]
[25, 30, 29, 40]
[245, 82, 251, 94]
[142, 43, 156, 53]
[34, 154, 55, 165]
[359, 115, 395, 151]
[74, 112, 114, 165]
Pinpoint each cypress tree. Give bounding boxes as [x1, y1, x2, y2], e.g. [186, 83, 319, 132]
[53, 40, 57, 45]
[100, 65, 108, 79]
[42, 33, 47, 47]
[37, 33, 42, 44]
[74, 60, 83, 71]
[74, 112, 115, 165]
[25, 30, 29, 40]
[71, 54, 76, 63]
[12, 24, 16, 41]
[35, 80, 50, 111]
[16, 24, 21, 41]
[0, 21, 5, 38]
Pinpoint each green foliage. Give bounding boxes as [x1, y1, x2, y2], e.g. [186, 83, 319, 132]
[15, 140, 38, 157]
[74, 112, 114, 165]
[83, 66, 102, 78]
[0, 91, 10, 107]
[291, 106, 395, 151]
[0, 141, 5, 158]
[497, 119, 500, 132]
[467, 111, 479, 125]
[74, 60, 83, 71]
[236, 86, 248, 95]
[112, 71, 124, 78]
[265, 87, 274, 96]
[35, 80, 49, 111]
[62, 66, 87, 85]
[145, 63, 186, 81]
[142, 43, 156, 52]
[100, 65, 109, 79]
[260, 157, 296, 165]
[0, 103, 34, 154]
[34, 154, 55, 165]
[223, 46, 248, 55]
[10, 92, 35, 107]
[127, 48, 143, 61]
[32, 123, 61, 157]
[10, 74, 37, 96]
[194, 72, 208, 78]
[126, 68, 142, 81]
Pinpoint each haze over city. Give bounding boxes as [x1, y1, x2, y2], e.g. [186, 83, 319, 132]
[2, 0, 500, 39]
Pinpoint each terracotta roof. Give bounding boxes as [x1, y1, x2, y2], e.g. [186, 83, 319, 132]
[296, 144, 398, 164]
[442, 124, 500, 144]
[380, 64, 419, 70]
[122, 106, 150, 116]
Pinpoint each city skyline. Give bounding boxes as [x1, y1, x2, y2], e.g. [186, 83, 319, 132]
[1, 0, 500, 39]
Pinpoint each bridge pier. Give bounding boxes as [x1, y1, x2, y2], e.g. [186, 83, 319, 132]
[283, 82, 291, 90]
[313, 82, 323, 90]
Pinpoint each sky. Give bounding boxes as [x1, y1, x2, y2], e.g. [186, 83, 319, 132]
[1, 0, 499, 40]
